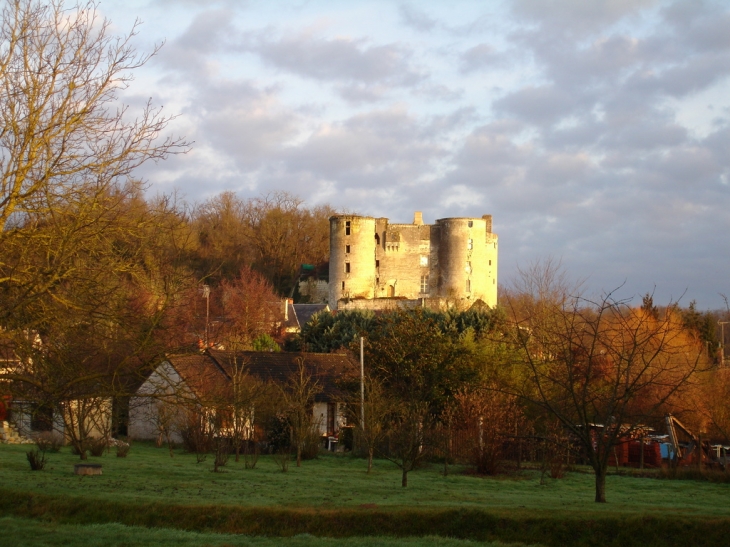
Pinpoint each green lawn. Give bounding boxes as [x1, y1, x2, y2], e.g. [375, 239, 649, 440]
[0, 516, 528, 547]
[1, 443, 728, 517]
[1, 443, 730, 547]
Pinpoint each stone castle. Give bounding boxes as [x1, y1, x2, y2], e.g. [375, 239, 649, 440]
[328, 212, 498, 310]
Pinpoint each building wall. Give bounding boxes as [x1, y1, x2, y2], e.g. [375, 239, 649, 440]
[329, 212, 498, 309]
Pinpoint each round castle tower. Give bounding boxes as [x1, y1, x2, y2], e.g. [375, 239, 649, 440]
[436, 215, 498, 306]
[329, 215, 376, 307]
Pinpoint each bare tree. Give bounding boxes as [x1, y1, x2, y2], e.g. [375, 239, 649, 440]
[383, 400, 432, 488]
[279, 359, 322, 467]
[350, 375, 390, 473]
[506, 275, 705, 502]
[0, 0, 188, 324]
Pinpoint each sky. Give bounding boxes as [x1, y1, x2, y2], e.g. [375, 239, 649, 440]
[99, 0, 730, 309]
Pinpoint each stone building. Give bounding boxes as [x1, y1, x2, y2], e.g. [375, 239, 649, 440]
[328, 212, 498, 310]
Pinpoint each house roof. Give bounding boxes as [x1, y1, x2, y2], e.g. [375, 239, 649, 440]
[165, 353, 231, 404]
[207, 349, 356, 402]
[163, 350, 357, 404]
[293, 304, 329, 327]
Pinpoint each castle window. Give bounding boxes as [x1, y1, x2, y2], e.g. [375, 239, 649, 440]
[342, 281, 345, 290]
[375, 233, 380, 245]
[467, 238, 473, 250]
[346, 245, 350, 253]
[466, 279, 471, 293]
[345, 221, 351, 235]
[420, 255, 428, 267]
[489, 259, 492, 266]
[468, 220, 473, 227]
[420, 275, 429, 293]
[376, 260, 379, 268]
[345, 262, 350, 273]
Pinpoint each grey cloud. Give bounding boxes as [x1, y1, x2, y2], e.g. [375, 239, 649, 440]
[157, 9, 236, 75]
[244, 32, 426, 87]
[459, 43, 500, 73]
[281, 108, 444, 181]
[398, 4, 438, 32]
[494, 85, 579, 125]
[512, 0, 655, 36]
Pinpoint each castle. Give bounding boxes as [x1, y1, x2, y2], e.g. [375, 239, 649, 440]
[328, 212, 498, 310]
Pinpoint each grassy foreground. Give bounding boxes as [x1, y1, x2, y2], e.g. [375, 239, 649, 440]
[0, 516, 526, 547]
[1, 443, 730, 546]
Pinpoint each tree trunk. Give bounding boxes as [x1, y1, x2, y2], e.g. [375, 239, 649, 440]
[594, 467, 607, 503]
[402, 468, 408, 487]
[367, 447, 373, 474]
[296, 445, 302, 467]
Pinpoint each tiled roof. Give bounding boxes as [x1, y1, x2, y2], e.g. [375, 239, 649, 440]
[166, 353, 231, 404]
[293, 304, 329, 327]
[207, 349, 357, 402]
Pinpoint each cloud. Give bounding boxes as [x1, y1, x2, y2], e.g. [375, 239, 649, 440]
[398, 4, 438, 32]
[459, 43, 500, 73]
[156, 9, 236, 76]
[243, 31, 426, 88]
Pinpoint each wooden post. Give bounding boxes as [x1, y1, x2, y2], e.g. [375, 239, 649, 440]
[640, 436, 645, 470]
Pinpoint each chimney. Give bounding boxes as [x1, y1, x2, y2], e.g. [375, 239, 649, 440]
[283, 299, 288, 321]
[482, 214, 492, 233]
[414, 211, 423, 225]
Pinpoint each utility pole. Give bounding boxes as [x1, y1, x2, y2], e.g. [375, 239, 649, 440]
[719, 321, 729, 366]
[203, 284, 211, 348]
[360, 336, 365, 432]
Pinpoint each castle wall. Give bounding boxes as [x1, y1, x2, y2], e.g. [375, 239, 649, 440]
[329, 212, 497, 309]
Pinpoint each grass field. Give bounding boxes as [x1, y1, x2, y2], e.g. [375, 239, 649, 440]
[0, 516, 527, 547]
[1, 442, 729, 546]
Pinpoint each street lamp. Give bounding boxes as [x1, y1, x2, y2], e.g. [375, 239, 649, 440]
[202, 284, 210, 348]
[719, 321, 729, 365]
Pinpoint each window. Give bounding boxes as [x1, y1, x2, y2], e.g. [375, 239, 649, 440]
[468, 220, 473, 227]
[31, 404, 53, 432]
[341, 281, 345, 290]
[375, 233, 380, 245]
[345, 262, 350, 273]
[466, 279, 471, 293]
[467, 238, 473, 250]
[420, 275, 429, 293]
[420, 255, 428, 267]
[346, 245, 350, 253]
[376, 260, 380, 268]
[345, 221, 351, 235]
[489, 259, 492, 266]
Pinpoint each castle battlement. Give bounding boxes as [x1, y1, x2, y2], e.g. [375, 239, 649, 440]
[328, 212, 498, 310]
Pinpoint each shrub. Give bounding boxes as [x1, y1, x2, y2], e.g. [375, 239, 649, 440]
[116, 442, 131, 458]
[266, 414, 291, 453]
[35, 432, 62, 453]
[26, 449, 47, 471]
[213, 437, 230, 472]
[300, 427, 321, 461]
[88, 437, 107, 457]
[242, 440, 260, 469]
[659, 466, 730, 483]
[179, 412, 214, 458]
